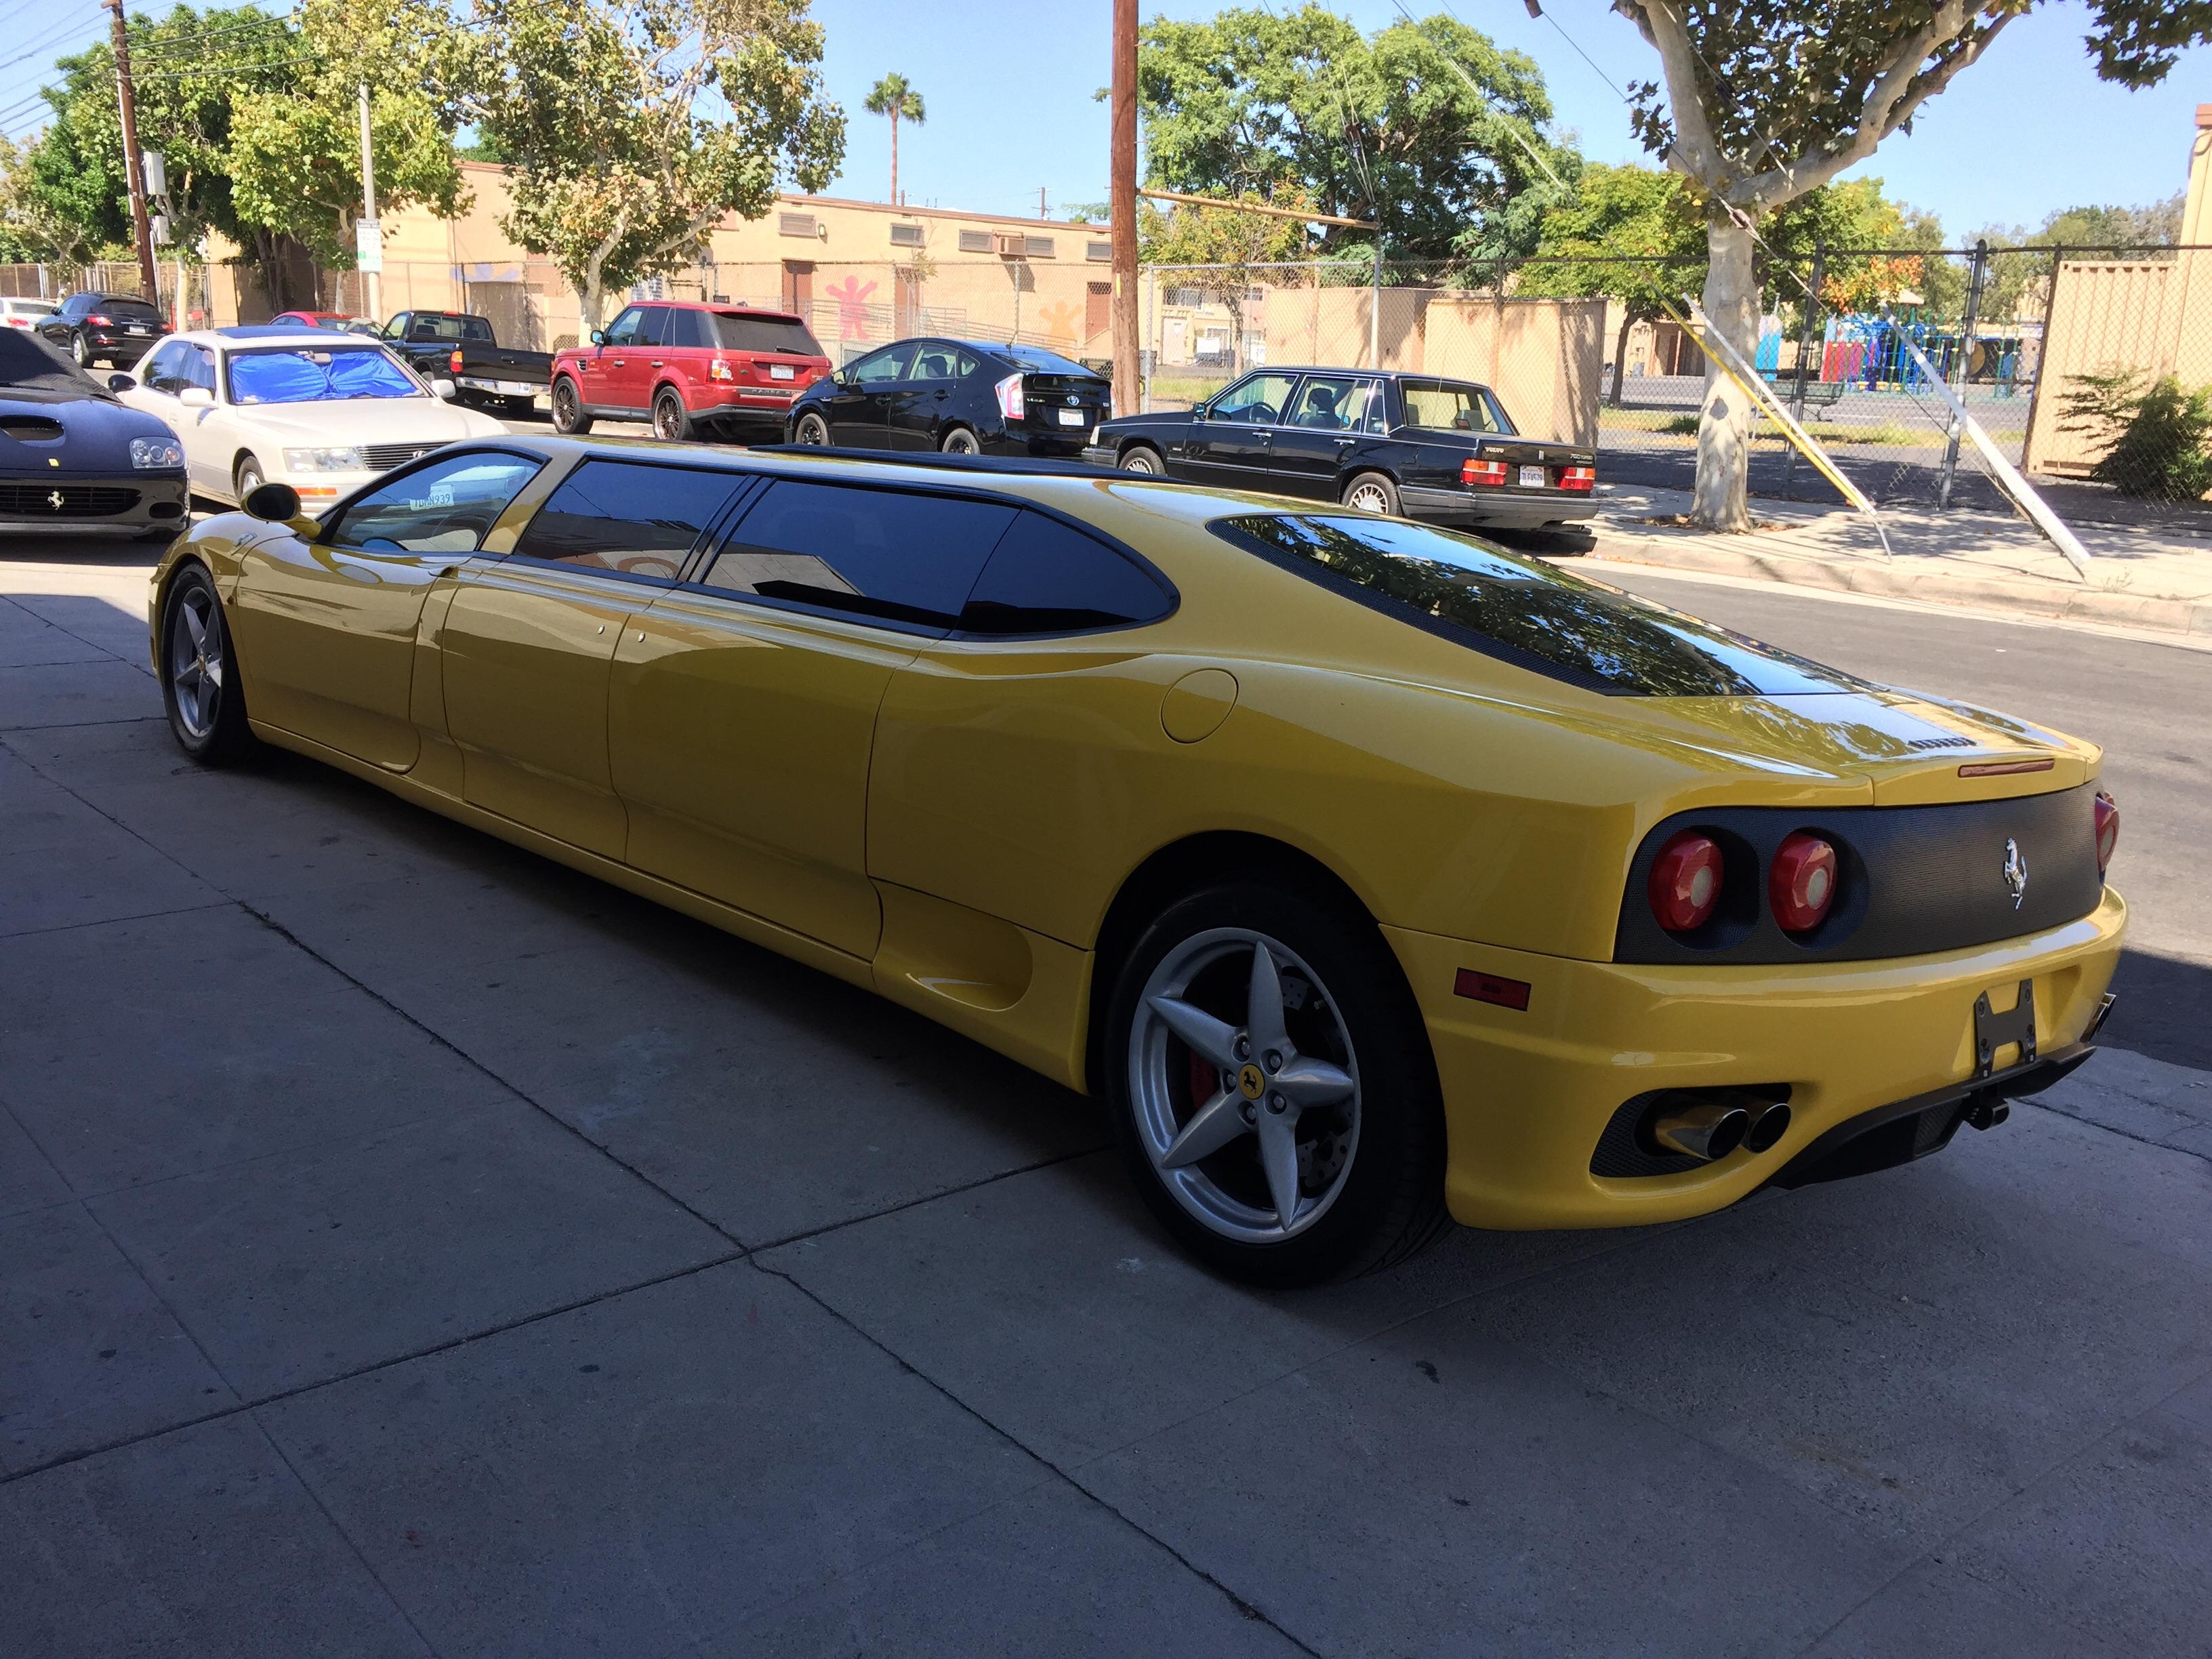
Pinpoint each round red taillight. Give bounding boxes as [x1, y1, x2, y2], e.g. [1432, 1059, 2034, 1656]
[2094, 790, 2118, 875]
[1769, 832, 1838, 934]
[1650, 832, 1725, 933]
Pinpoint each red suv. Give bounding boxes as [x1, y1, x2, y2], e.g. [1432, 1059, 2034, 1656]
[550, 300, 832, 443]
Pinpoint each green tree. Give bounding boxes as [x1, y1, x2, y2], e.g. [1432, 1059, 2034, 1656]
[430, 0, 846, 333]
[863, 72, 922, 209]
[1135, 3, 1576, 262]
[1523, 164, 1704, 405]
[1139, 187, 1313, 375]
[1615, 0, 2212, 531]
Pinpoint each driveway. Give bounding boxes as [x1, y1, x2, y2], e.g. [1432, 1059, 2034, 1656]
[4, 535, 2207, 1657]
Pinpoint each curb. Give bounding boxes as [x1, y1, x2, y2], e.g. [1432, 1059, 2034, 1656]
[1574, 526, 2212, 640]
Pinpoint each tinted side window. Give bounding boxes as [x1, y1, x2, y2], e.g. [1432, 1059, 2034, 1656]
[636, 307, 672, 348]
[602, 307, 646, 347]
[512, 460, 745, 580]
[326, 452, 545, 554]
[848, 343, 915, 386]
[960, 512, 1172, 635]
[908, 342, 962, 380]
[141, 342, 188, 392]
[699, 480, 1015, 632]
[668, 309, 710, 349]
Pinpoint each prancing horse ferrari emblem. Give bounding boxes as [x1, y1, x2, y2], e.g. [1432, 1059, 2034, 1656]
[47, 490, 64, 510]
[2002, 837, 2028, 909]
[1237, 1063, 1265, 1100]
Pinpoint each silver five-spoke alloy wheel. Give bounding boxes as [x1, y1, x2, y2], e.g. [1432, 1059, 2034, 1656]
[1345, 478, 1392, 513]
[169, 583, 225, 739]
[1128, 928, 1361, 1242]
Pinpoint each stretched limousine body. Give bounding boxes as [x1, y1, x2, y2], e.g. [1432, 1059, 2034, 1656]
[150, 438, 2125, 1283]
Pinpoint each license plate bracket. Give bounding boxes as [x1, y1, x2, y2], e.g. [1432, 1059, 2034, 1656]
[1973, 979, 2037, 1079]
[1058, 409, 1086, 426]
[1519, 464, 1546, 489]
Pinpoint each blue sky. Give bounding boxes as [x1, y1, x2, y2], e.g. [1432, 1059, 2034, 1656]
[811, 0, 2212, 239]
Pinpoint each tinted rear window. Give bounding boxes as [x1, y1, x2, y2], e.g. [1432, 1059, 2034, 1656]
[701, 480, 1015, 630]
[989, 344, 1098, 377]
[1212, 514, 1864, 697]
[962, 511, 1172, 634]
[712, 314, 824, 356]
[105, 298, 161, 319]
[513, 459, 745, 580]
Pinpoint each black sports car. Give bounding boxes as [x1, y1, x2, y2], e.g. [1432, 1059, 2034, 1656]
[1085, 368, 1598, 530]
[0, 330, 188, 538]
[36, 291, 171, 369]
[787, 338, 1110, 457]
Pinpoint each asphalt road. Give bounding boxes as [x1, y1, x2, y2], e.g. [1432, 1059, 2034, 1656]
[1590, 564, 2211, 1071]
[4, 539, 2207, 1658]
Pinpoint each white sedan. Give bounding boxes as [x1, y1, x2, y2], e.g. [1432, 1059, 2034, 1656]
[115, 326, 508, 509]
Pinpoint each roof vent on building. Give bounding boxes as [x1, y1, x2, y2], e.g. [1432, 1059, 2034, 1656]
[1086, 240, 1113, 262]
[1023, 235, 1055, 258]
[957, 228, 994, 254]
[890, 222, 924, 247]
[779, 211, 818, 238]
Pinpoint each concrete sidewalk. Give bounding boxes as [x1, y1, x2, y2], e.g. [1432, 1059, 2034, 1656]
[1576, 484, 2212, 640]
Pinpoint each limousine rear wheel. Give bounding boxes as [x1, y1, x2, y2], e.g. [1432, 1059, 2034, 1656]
[160, 565, 253, 765]
[1107, 881, 1448, 1286]
[550, 377, 593, 435]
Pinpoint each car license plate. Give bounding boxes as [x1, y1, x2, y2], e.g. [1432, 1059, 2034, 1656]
[1519, 464, 1546, 488]
[769, 364, 795, 380]
[1058, 409, 1086, 426]
[129, 325, 150, 335]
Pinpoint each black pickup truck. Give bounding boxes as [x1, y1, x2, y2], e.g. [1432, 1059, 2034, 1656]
[376, 311, 552, 416]
[1085, 367, 1597, 531]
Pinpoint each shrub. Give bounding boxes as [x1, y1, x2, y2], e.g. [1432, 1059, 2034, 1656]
[2059, 369, 2212, 501]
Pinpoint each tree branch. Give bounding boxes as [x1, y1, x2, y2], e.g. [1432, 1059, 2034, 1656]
[1614, 1, 1727, 186]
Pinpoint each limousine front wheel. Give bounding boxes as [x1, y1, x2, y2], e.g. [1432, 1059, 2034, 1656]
[160, 565, 253, 765]
[1107, 882, 1448, 1286]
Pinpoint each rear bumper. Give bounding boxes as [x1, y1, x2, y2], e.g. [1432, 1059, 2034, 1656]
[1384, 888, 2127, 1230]
[1401, 483, 1597, 527]
[0, 473, 187, 532]
[691, 388, 808, 423]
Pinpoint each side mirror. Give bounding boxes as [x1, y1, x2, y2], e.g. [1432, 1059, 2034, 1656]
[178, 386, 215, 408]
[430, 378, 457, 400]
[1192, 400, 1210, 420]
[588, 329, 606, 346]
[106, 372, 135, 392]
[243, 480, 301, 523]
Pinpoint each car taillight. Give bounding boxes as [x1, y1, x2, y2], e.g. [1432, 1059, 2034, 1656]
[994, 373, 1025, 421]
[85, 313, 111, 326]
[1768, 832, 1838, 933]
[1560, 466, 1596, 492]
[449, 348, 464, 373]
[2093, 790, 2118, 874]
[1462, 458, 1507, 487]
[1649, 832, 1725, 933]
[709, 358, 734, 382]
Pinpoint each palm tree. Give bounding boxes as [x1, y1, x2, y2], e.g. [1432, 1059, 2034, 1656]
[863, 73, 925, 207]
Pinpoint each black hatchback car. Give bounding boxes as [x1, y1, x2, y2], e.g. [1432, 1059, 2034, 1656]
[37, 292, 171, 369]
[787, 338, 1110, 457]
[1086, 368, 1597, 530]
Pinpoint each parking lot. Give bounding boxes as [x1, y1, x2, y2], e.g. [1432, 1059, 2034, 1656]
[4, 533, 2209, 1656]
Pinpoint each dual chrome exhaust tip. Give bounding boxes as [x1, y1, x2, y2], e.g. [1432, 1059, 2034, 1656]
[1650, 1093, 1793, 1162]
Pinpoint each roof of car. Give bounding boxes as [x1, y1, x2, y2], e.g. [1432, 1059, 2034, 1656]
[644, 300, 808, 321]
[170, 327, 398, 349]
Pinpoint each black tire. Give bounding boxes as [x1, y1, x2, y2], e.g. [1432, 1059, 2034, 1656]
[940, 426, 981, 455]
[653, 388, 690, 443]
[1103, 880, 1449, 1286]
[550, 376, 593, 434]
[233, 455, 265, 501]
[159, 563, 254, 765]
[70, 333, 90, 367]
[1119, 445, 1164, 475]
[794, 411, 832, 446]
[1342, 471, 1401, 516]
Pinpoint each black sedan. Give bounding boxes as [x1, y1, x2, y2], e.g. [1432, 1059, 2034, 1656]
[37, 291, 171, 369]
[0, 330, 188, 538]
[787, 339, 1110, 457]
[1085, 369, 1597, 529]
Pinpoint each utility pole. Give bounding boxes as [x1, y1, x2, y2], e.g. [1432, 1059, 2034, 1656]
[1038, 186, 1048, 220]
[357, 82, 382, 324]
[1109, 0, 1139, 419]
[106, 0, 159, 304]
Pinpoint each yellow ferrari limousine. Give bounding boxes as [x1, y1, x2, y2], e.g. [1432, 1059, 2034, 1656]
[150, 436, 2126, 1284]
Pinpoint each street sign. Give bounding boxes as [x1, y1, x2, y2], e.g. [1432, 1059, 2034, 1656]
[354, 218, 383, 273]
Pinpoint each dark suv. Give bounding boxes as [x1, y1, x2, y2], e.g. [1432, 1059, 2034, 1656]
[38, 292, 170, 369]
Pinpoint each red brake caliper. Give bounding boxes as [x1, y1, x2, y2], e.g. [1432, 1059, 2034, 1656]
[1185, 1045, 1219, 1113]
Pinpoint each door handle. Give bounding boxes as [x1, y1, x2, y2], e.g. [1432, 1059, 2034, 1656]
[933, 390, 949, 400]
[650, 361, 663, 368]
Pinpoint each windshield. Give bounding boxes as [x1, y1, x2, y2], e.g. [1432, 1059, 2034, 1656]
[712, 313, 823, 356]
[1400, 380, 1513, 435]
[405, 314, 493, 342]
[226, 346, 422, 405]
[1212, 514, 1865, 697]
[993, 344, 1098, 376]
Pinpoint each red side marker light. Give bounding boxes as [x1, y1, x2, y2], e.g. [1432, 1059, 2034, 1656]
[1769, 832, 1838, 933]
[1649, 831, 1724, 933]
[2093, 790, 2118, 874]
[1454, 968, 1531, 1011]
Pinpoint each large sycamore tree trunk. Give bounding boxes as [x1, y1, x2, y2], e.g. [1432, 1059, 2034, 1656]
[1693, 216, 1758, 532]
